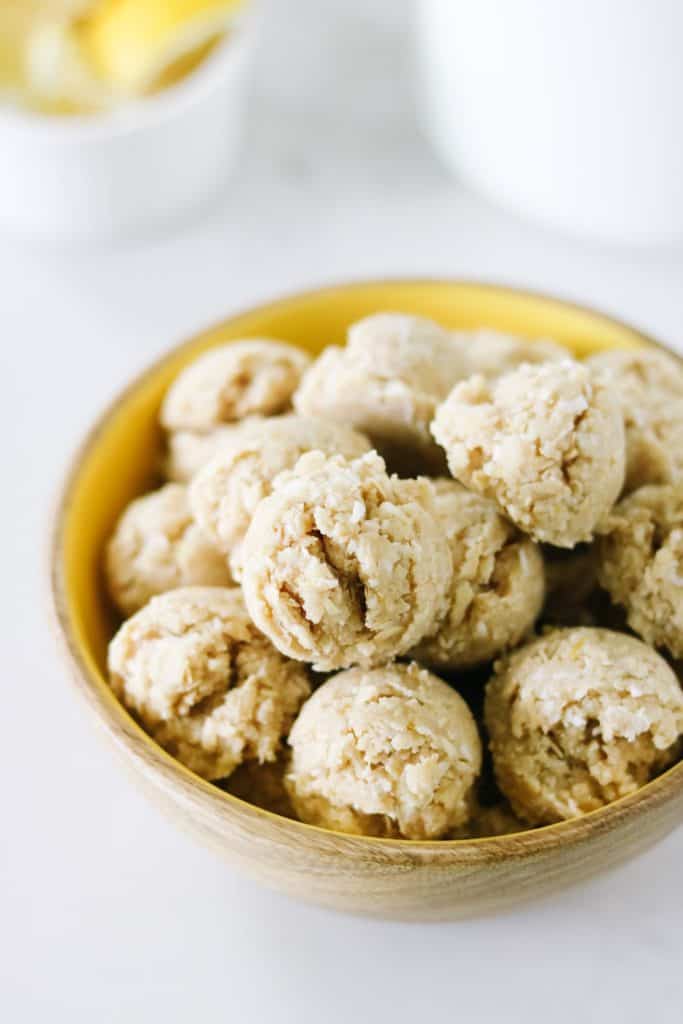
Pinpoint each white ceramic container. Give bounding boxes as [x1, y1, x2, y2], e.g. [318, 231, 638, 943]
[417, 0, 683, 244]
[0, 16, 257, 239]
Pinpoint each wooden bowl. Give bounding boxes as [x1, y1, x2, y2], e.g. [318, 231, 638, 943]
[50, 280, 683, 921]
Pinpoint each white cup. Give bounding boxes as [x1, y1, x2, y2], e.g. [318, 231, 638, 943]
[417, 0, 683, 244]
[0, 15, 257, 239]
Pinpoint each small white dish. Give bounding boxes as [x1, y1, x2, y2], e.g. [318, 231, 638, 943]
[0, 14, 257, 239]
[417, 0, 683, 245]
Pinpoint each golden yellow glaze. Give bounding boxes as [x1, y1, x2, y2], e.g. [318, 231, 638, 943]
[51, 280, 682, 920]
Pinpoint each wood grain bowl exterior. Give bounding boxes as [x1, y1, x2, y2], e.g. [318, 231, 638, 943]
[50, 280, 683, 921]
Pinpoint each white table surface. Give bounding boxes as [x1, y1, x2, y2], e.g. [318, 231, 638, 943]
[3, 2, 682, 1020]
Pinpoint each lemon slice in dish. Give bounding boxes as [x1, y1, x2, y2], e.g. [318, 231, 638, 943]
[0, 5, 33, 95]
[24, 7, 114, 114]
[76, 0, 248, 96]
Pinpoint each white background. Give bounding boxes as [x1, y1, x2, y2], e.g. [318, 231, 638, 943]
[2, 2, 682, 1020]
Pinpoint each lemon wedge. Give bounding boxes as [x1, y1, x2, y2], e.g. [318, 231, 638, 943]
[25, 19, 111, 114]
[0, 3, 47, 95]
[76, 0, 247, 95]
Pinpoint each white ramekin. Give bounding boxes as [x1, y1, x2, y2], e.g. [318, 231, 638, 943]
[0, 15, 257, 239]
[417, 0, 683, 245]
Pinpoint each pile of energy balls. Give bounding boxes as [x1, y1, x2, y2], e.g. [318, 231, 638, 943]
[106, 314, 683, 840]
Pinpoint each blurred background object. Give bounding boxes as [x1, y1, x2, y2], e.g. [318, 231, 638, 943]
[0, 0, 254, 237]
[3, 0, 683, 245]
[0, 0, 248, 114]
[418, 0, 683, 244]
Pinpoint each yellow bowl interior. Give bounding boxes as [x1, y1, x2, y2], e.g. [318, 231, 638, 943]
[58, 281, 649, 721]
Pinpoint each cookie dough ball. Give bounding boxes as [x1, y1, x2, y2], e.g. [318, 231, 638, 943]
[598, 483, 683, 657]
[485, 628, 683, 824]
[108, 587, 311, 780]
[160, 340, 311, 432]
[189, 415, 372, 580]
[105, 484, 232, 617]
[432, 360, 625, 547]
[410, 480, 545, 669]
[164, 423, 256, 483]
[285, 662, 482, 839]
[293, 313, 469, 473]
[240, 450, 453, 671]
[459, 329, 571, 379]
[586, 347, 683, 493]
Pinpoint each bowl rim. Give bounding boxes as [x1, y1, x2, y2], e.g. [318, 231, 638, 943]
[49, 277, 683, 859]
[0, 5, 259, 141]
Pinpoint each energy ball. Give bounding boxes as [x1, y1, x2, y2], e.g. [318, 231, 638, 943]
[410, 480, 545, 669]
[240, 450, 453, 671]
[293, 312, 469, 474]
[105, 483, 231, 617]
[458, 329, 571, 379]
[189, 415, 371, 580]
[285, 662, 483, 839]
[431, 360, 625, 547]
[598, 483, 683, 657]
[485, 628, 683, 824]
[108, 587, 311, 781]
[160, 339, 311, 432]
[586, 347, 683, 493]
[163, 423, 255, 483]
